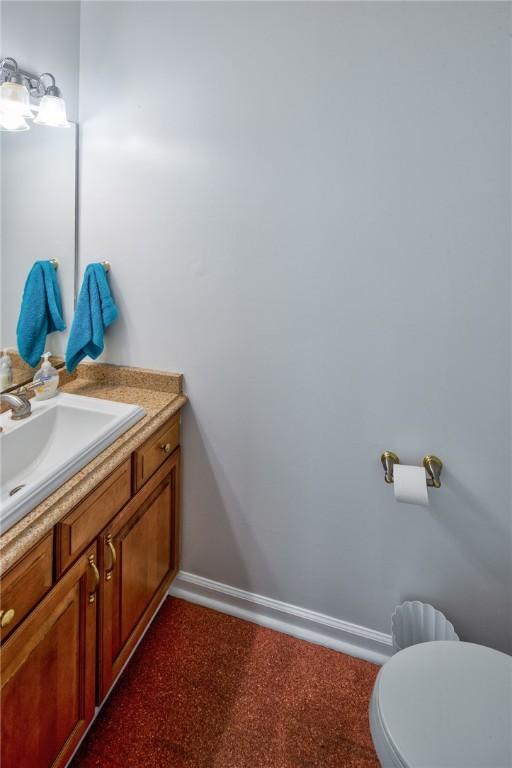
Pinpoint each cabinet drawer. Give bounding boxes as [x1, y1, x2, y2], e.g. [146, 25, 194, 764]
[134, 414, 180, 491]
[0, 533, 53, 642]
[56, 459, 131, 576]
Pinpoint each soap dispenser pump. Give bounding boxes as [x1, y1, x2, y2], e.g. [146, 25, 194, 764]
[33, 352, 59, 400]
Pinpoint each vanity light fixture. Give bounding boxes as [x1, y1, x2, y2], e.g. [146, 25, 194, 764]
[0, 57, 69, 132]
[34, 73, 70, 128]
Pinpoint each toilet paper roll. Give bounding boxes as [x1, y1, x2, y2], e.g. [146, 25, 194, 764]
[393, 464, 429, 506]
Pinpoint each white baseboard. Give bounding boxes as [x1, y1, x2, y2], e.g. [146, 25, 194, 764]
[169, 571, 392, 665]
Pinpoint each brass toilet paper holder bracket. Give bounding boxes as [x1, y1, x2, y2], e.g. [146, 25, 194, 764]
[381, 452, 443, 488]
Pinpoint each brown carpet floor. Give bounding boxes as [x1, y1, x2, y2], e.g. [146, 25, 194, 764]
[72, 597, 380, 768]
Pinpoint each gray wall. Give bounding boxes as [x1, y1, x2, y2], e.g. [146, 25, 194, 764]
[79, 2, 512, 653]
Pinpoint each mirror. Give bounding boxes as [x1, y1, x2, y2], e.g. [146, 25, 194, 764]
[0, 122, 77, 392]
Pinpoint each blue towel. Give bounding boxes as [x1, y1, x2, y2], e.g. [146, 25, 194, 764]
[16, 260, 66, 368]
[65, 263, 118, 372]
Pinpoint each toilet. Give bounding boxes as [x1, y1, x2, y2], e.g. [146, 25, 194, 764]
[370, 641, 512, 768]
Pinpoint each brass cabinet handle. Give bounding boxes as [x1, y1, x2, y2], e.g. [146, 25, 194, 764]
[0, 608, 15, 628]
[105, 534, 117, 581]
[88, 554, 100, 603]
[160, 443, 171, 454]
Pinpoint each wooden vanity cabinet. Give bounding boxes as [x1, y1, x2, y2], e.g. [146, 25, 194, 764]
[1, 544, 98, 768]
[0, 413, 182, 768]
[98, 449, 180, 699]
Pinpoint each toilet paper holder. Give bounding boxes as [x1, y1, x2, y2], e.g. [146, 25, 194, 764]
[381, 451, 443, 488]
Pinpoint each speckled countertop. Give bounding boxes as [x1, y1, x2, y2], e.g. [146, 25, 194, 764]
[0, 362, 187, 574]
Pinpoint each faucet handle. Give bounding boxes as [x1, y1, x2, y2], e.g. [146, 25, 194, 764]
[14, 385, 32, 403]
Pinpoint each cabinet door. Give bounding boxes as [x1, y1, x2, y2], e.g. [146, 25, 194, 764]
[1, 544, 98, 768]
[98, 449, 180, 700]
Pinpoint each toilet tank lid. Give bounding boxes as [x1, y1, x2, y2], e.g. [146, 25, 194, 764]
[375, 641, 512, 768]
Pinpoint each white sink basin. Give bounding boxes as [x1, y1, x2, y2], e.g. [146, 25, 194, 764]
[0, 392, 145, 533]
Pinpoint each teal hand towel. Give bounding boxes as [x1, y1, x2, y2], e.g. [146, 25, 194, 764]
[65, 263, 118, 372]
[16, 260, 66, 368]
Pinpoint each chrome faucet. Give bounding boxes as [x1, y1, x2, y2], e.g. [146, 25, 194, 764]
[0, 390, 32, 420]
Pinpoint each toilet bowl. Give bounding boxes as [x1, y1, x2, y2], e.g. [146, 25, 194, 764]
[369, 641, 512, 768]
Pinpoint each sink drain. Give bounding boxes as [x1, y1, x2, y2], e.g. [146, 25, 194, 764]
[9, 484, 26, 496]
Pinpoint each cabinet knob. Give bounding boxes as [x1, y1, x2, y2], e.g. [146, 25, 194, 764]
[160, 443, 171, 454]
[0, 608, 15, 628]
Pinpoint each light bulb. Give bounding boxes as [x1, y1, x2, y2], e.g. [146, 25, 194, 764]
[0, 81, 33, 118]
[34, 94, 70, 127]
[0, 109, 29, 131]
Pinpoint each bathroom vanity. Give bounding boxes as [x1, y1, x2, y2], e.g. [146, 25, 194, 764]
[0, 364, 187, 768]
[0, 80, 188, 767]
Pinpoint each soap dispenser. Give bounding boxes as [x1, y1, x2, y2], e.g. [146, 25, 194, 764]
[0, 349, 13, 389]
[32, 352, 59, 400]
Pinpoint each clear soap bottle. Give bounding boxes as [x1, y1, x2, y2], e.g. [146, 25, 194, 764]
[32, 352, 59, 400]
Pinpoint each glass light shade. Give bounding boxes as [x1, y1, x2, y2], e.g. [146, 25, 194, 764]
[0, 110, 30, 131]
[34, 94, 70, 127]
[0, 81, 33, 118]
